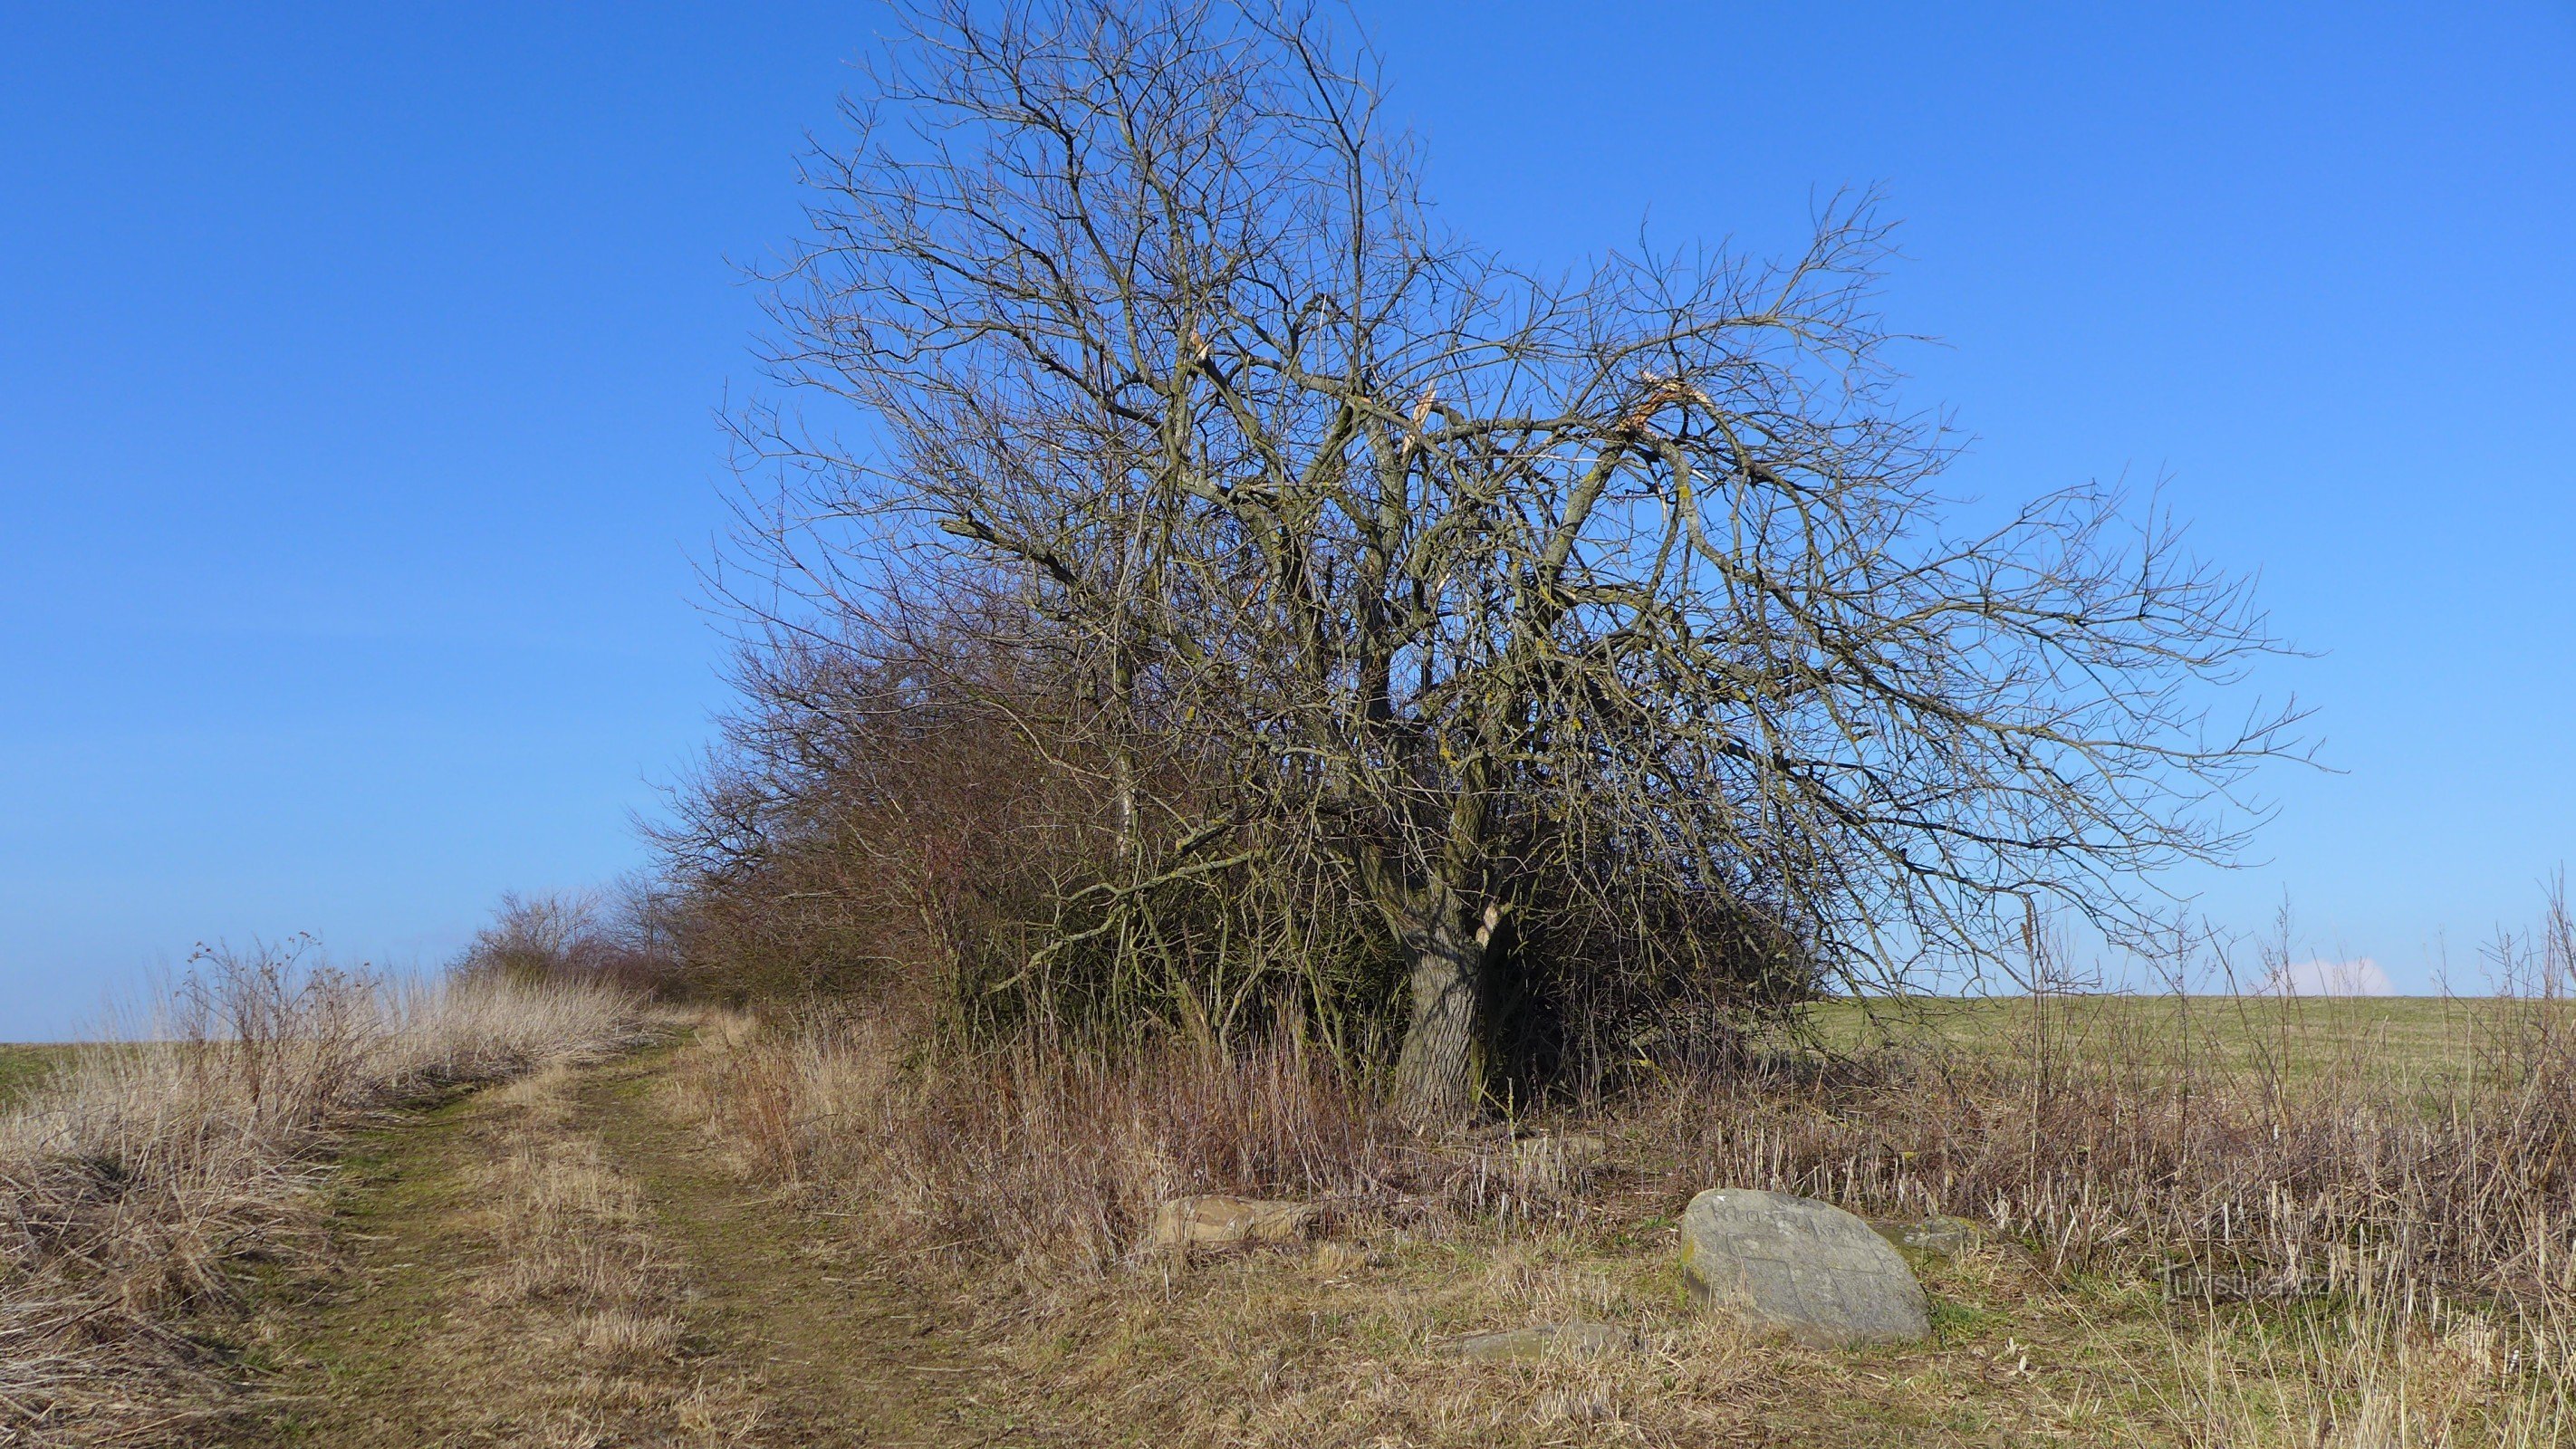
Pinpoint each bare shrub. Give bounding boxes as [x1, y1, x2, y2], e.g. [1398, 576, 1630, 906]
[653, 622, 1149, 1015]
[0, 940, 650, 1444]
[458, 882, 685, 996]
[697, 0, 2304, 1123]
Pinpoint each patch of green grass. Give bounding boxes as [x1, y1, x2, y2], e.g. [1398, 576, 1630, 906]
[1925, 1296, 2006, 1342]
[1802, 993, 2556, 1086]
[0, 1043, 78, 1108]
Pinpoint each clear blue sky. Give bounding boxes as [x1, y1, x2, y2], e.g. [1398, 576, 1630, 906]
[5, 3, 2572, 1034]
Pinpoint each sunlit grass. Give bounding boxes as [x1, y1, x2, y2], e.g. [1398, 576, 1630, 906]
[1802, 993, 2568, 1088]
[0, 1043, 75, 1109]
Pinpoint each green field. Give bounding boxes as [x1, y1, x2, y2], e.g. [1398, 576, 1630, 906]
[1805, 993, 2563, 1087]
[0, 1043, 78, 1109]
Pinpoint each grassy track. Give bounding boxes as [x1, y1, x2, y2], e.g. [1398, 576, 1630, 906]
[199, 1000, 2568, 1444]
[238, 1032, 1040, 1447]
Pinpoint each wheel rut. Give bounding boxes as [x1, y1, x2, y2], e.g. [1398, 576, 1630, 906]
[240, 1032, 1040, 1448]
[567, 1046, 1038, 1447]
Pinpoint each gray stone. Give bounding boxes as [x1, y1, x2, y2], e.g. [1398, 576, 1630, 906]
[1435, 1320, 1632, 1362]
[1870, 1214, 1988, 1258]
[1679, 1188, 1930, 1345]
[1149, 1195, 1318, 1250]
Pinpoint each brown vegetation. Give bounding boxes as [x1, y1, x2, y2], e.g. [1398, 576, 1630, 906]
[457, 885, 687, 997]
[678, 0, 2305, 1126]
[668, 904, 2576, 1444]
[691, 965, 2576, 1313]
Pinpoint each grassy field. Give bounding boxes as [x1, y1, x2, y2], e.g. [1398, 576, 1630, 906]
[1806, 992, 2559, 1086]
[0, 1043, 76, 1108]
[662, 998, 2576, 1446]
[5, 995, 2513, 1110]
[17, 993, 2573, 1444]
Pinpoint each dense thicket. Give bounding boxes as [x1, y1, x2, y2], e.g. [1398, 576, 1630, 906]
[654, 0, 2300, 1120]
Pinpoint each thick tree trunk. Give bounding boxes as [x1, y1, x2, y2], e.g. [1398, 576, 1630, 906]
[1389, 897, 1504, 1128]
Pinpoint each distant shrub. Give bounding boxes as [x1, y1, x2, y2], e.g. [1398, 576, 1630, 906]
[457, 885, 684, 997]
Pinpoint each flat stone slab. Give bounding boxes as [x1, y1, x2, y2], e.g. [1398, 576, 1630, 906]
[1870, 1214, 1987, 1257]
[1435, 1320, 1632, 1362]
[1148, 1195, 1317, 1250]
[1680, 1188, 1930, 1345]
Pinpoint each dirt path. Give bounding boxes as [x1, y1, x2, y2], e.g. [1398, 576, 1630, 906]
[242, 1035, 1046, 1448]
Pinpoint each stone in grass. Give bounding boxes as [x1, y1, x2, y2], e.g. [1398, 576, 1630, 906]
[1871, 1214, 2037, 1274]
[1870, 1214, 1989, 1258]
[1679, 1188, 1930, 1346]
[1436, 1320, 1633, 1362]
[1149, 1195, 1319, 1251]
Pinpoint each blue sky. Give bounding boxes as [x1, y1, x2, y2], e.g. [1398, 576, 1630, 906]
[5, 3, 2572, 1033]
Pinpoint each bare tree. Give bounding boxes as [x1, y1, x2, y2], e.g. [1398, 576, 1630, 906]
[731, 0, 2303, 1123]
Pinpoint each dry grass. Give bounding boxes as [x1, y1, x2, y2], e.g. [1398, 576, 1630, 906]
[676, 973, 2576, 1445]
[687, 986, 2576, 1306]
[393, 1061, 767, 1445]
[0, 944, 651, 1444]
[672, 1012, 1481, 1277]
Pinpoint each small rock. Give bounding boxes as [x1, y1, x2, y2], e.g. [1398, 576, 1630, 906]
[1149, 1195, 1318, 1251]
[1872, 1214, 2036, 1271]
[1680, 1187, 1930, 1345]
[1435, 1320, 1631, 1362]
[1869, 1214, 1988, 1258]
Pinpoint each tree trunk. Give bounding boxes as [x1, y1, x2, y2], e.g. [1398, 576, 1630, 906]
[1389, 897, 1504, 1128]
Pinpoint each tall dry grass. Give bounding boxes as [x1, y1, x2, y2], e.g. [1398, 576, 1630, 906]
[681, 910, 2576, 1444]
[674, 1003, 1729, 1280]
[0, 941, 651, 1444]
[692, 986, 2576, 1307]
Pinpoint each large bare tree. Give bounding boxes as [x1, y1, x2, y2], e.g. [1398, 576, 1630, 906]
[735, 0, 2302, 1123]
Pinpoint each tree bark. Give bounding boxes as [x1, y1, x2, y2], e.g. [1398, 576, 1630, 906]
[1389, 897, 1504, 1128]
